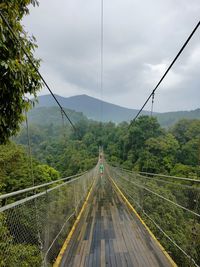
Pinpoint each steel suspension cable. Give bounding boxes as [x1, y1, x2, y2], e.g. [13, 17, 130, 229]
[119, 167, 200, 183]
[0, 10, 78, 135]
[119, 170, 200, 190]
[20, 37, 35, 187]
[118, 183, 199, 267]
[111, 174, 199, 266]
[100, 0, 104, 122]
[150, 92, 155, 117]
[61, 109, 66, 139]
[25, 108, 35, 186]
[112, 169, 200, 218]
[130, 20, 200, 126]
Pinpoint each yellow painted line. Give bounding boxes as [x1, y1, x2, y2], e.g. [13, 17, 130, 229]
[109, 176, 177, 267]
[53, 178, 96, 267]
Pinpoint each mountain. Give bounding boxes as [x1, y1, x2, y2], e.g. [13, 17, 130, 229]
[156, 109, 200, 127]
[34, 94, 200, 127]
[36, 94, 151, 122]
[28, 106, 88, 126]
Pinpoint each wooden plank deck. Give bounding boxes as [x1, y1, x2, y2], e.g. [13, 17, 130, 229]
[59, 174, 173, 267]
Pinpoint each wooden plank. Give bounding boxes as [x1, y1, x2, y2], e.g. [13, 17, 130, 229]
[59, 174, 174, 267]
[100, 240, 106, 267]
[79, 240, 88, 267]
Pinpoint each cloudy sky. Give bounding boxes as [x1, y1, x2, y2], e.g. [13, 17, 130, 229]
[23, 0, 200, 112]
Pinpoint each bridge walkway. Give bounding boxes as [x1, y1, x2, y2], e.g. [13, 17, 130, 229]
[57, 174, 174, 267]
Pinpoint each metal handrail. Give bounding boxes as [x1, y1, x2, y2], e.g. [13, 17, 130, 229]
[114, 166, 200, 183]
[0, 171, 88, 200]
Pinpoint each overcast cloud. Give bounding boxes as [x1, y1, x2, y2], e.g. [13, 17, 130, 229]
[23, 0, 200, 112]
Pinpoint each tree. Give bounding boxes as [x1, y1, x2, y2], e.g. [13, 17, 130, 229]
[0, 142, 32, 194]
[170, 163, 196, 177]
[0, 0, 42, 144]
[179, 138, 199, 166]
[127, 116, 163, 164]
[171, 119, 193, 145]
[0, 213, 41, 266]
[146, 133, 179, 171]
[0, 142, 60, 195]
[34, 164, 60, 183]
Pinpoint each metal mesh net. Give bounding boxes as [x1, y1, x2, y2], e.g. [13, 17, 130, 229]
[0, 167, 97, 267]
[108, 165, 200, 267]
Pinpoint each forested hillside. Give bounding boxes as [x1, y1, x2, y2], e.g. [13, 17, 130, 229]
[157, 108, 200, 127]
[1, 115, 200, 266]
[1, 115, 199, 195]
[35, 94, 200, 127]
[28, 106, 88, 126]
[12, 116, 199, 181]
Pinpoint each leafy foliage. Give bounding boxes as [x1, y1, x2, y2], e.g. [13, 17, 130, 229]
[0, 0, 42, 143]
[0, 113, 199, 265]
[13, 115, 200, 178]
[0, 213, 41, 266]
[0, 142, 60, 195]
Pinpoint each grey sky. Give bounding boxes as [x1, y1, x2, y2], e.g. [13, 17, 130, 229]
[23, 0, 200, 112]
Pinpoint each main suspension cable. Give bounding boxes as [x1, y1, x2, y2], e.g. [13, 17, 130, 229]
[150, 92, 155, 117]
[100, 0, 104, 122]
[0, 10, 78, 135]
[130, 20, 200, 126]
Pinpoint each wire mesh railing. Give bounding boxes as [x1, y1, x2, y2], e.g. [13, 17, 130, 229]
[0, 167, 97, 267]
[108, 165, 200, 267]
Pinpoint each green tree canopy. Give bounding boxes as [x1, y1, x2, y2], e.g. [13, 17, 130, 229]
[0, 0, 42, 144]
[0, 142, 60, 195]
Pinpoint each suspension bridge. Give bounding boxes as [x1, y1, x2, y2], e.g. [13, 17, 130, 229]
[55, 163, 174, 267]
[0, 155, 199, 267]
[0, 2, 200, 267]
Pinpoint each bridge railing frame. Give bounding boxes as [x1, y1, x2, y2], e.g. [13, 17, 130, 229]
[109, 165, 200, 267]
[0, 167, 98, 267]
